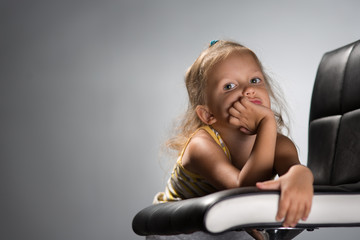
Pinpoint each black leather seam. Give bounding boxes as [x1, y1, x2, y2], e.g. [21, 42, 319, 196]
[330, 42, 356, 185]
[340, 42, 356, 114]
[330, 114, 342, 185]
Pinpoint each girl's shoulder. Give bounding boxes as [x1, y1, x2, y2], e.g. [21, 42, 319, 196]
[188, 128, 222, 155]
[181, 127, 227, 174]
[275, 133, 296, 149]
[274, 133, 300, 175]
[185, 126, 223, 152]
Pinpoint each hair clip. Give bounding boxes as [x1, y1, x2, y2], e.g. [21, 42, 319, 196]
[210, 40, 219, 46]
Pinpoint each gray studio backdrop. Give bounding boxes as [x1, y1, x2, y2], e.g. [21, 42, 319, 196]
[1, 1, 360, 239]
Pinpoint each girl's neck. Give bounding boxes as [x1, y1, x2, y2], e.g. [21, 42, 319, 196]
[211, 124, 256, 169]
[211, 124, 255, 142]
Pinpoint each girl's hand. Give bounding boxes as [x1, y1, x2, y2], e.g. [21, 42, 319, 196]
[256, 165, 313, 227]
[228, 97, 274, 134]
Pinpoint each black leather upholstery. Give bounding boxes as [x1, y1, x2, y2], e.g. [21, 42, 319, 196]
[132, 187, 267, 236]
[308, 40, 360, 185]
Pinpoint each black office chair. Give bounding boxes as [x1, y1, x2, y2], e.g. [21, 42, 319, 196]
[132, 40, 360, 240]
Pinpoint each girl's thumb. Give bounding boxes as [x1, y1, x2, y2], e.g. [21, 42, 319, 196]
[256, 179, 281, 190]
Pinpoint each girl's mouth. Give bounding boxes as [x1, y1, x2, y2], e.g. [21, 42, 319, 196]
[249, 99, 262, 105]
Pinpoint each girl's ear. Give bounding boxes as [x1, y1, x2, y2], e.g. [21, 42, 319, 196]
[195, 105, 217, 125]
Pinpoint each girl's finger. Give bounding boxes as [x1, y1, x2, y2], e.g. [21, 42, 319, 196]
[240, 96, 250, 105]
[276, 195, 289, 222]
[293, 204, 305, 226]
[232, 100, 245, 111]
[256, 180, 280, 190]
[229, 116, 241, 126]
[239, 127, 252, 135]
[283, 202, 298, 227]
[302, 200, 312, 221]
[229, 107, 241, 119]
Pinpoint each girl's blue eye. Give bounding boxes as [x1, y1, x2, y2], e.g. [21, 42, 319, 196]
[250, 78, 261, 84]
[224, 83, 236, 90]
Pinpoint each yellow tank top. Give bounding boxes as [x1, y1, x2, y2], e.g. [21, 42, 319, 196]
[154, 125, 231, 203]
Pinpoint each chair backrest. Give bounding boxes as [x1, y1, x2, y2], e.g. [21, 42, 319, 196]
[308, 40, 360, 185]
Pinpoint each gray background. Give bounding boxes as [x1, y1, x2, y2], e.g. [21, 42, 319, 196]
[1, 0, 360, 239]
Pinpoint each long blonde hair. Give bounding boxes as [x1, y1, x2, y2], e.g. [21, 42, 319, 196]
[166, 40, 289, 153]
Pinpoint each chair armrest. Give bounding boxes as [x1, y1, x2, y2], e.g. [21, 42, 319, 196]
[132, 187, 266, 235]
[132, 185, 360, 236]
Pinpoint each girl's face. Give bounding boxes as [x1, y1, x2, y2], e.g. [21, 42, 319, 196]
[205, 51, 271, 125]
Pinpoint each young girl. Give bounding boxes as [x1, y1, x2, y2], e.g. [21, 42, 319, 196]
[155, 40, 313, 229]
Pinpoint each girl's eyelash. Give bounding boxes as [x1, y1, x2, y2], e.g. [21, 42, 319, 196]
[223, 78, 262, 91]
[250, 78, 262, 84]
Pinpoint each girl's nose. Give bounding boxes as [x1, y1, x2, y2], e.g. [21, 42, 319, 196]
[244, 87, 255, 97]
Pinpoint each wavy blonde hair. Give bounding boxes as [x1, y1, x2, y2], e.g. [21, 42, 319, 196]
[166, 40, 289, 153]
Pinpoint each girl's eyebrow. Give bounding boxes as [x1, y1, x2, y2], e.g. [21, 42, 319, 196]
[217, 77, 235, 85]
[251, 69, 263, 75]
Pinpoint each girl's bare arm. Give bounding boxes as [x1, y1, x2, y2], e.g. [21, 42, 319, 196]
[229, 97, 278, 186]
[257, 134, 314, 227]
[183, 97, 277, 189]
